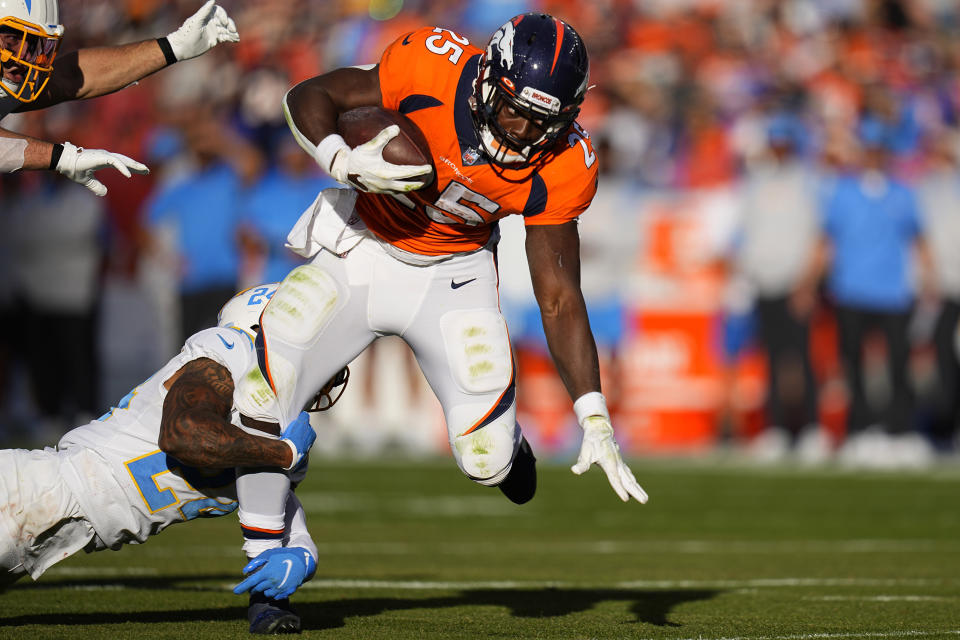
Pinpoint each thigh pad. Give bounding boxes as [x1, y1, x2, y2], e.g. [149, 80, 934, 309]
[440, 309, 512, 395]
[262, 264, 341, 348]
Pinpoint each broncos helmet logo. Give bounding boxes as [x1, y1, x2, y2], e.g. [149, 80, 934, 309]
[488, 20, 515, 70]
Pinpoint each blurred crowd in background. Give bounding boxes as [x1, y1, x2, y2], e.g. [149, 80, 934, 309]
[3, 0, 960, 469]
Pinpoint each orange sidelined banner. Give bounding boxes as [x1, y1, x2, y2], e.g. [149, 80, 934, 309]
[617, 311, 723, 453]
[514, 335, 624, 457]
[515, 347, 579, 455]
[613, 194, 732, 453]
[513, 191, 770, 455]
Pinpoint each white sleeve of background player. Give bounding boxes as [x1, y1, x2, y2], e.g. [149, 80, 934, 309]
[0, 136, 27, 172]
[283, 491, 318, 562]
[180, 327, 255, 387]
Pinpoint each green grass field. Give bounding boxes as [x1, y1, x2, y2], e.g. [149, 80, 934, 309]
[2, 457, 959, 639]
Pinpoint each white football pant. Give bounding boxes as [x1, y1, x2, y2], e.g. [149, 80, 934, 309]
[259, 233, 522, 485]
[0, 448, 97, 583]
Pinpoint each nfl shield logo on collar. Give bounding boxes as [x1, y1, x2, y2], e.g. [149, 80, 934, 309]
[462, 147, 481, 166]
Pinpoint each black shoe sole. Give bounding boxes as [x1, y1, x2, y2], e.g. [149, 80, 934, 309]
[497, 436, 537, 504]
[249, 611, 301, 634]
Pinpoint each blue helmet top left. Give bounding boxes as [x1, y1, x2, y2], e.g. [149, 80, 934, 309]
[0, 0, 64, 102]
[217, 284, 280, 338]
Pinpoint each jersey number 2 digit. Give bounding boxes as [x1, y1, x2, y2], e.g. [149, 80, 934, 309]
[568, 123, 596, 169]
[425, 28, 470, 64]
[125, 451, 237, 521]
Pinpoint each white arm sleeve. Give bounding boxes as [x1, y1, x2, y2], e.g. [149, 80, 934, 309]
[0, 136, 27, 173]
[283, 492, 317, 562]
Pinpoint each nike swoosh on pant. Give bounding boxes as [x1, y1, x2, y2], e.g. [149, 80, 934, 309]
[451, 278, 477, 289]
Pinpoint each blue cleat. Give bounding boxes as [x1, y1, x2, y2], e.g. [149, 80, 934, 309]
[248, 592, 301, 634]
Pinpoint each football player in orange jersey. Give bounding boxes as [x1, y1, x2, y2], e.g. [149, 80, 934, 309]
[234, 15, 646, 559]
[0, 1, 238, 196]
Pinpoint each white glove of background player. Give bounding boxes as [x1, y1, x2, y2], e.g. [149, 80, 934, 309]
[572, 416, 649, 504]
[166, 0, 239, 62]
[329, 125, 432, 193]
[55, 142, 149, 197]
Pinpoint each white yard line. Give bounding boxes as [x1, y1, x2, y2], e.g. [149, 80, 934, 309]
[295, 492, 520, 517]
[634, 631, 960, 640]
[40, 569, 958, 594]
[805, 595, 950, 602]
[45, 566, 159, 577]
[131, 538, 960, 558]
[298, 577, 955, 590]
[63, 584, 128, 591]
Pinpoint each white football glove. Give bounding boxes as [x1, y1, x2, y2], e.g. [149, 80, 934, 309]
[328, 125, 432, 193]
[166, 0, 239, 62]
[572, 416, 649, 504]
[55, 142, 149, 197]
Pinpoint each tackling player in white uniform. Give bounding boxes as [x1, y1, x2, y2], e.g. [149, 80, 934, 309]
[0, 0, 238, 195]
[0, 284, 321, 634]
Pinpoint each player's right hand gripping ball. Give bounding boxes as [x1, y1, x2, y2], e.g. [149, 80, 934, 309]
[334, 106, 435, 193]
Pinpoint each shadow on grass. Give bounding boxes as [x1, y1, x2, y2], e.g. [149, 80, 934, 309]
[299, 588, 721, 629]
[1, 575, 721, 629]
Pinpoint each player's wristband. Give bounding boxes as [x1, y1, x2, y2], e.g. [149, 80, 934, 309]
[48, 142, 64, 170]
[282, 439, 300, 471]
[315, 134, 350, 173]
[573, 391, 609, 427]
[156, 37, 178, 66]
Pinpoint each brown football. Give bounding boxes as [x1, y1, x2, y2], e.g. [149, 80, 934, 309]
[336, 106, 435, 189]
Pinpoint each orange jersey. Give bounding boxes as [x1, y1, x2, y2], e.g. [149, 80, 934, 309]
[356, 26, 599, 257]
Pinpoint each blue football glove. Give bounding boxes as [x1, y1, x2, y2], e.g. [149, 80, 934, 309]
[232, 546, 317, 600]
[280, 411, 315, 471]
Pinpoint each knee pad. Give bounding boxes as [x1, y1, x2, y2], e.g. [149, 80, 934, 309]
[439, 309, 518, 484]
[234, 364, 282, 424]
[440, 309, 512, 394]
[450, 406, 520, 485]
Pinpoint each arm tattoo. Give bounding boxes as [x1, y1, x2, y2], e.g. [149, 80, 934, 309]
[159, 358, 290, 469]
